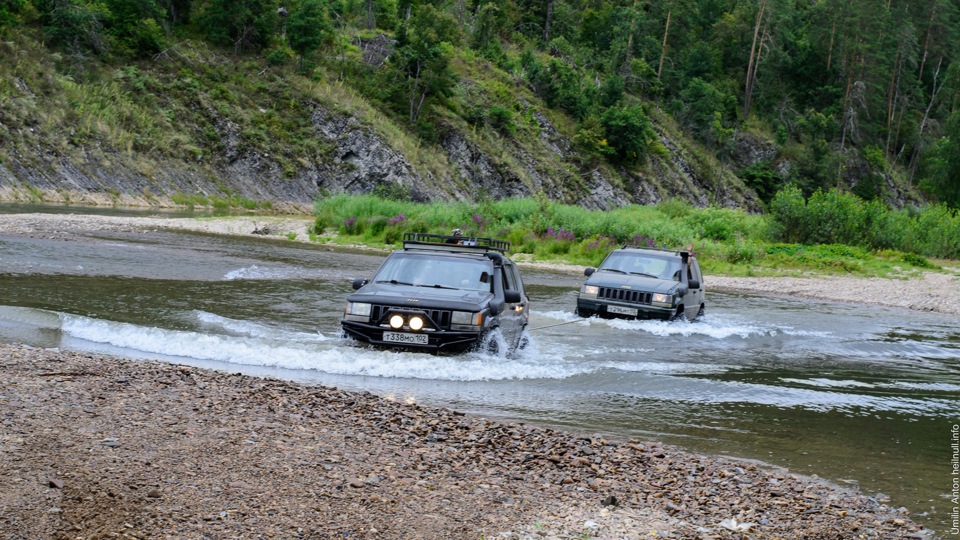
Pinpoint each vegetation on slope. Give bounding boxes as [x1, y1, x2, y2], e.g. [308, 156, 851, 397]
[1, 0, 959, 211]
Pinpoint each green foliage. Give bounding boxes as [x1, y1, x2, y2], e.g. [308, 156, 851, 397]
[673, 78, 735, 147]
[7, 0, 960, 214]
[287, 0, 330, 63]
[600, 105, 655, 163]
[770, 186, 960, 259]
[921, 110, 960, 209]
[198, 0, 279, 53]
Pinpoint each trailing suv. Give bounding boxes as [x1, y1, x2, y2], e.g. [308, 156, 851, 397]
[576, 246, 705, 321]
[341, 233, 529, 354]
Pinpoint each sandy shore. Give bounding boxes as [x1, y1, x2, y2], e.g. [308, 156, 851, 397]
[0, 211, 948, 538]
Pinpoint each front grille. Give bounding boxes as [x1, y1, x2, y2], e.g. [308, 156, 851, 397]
[597, 287, 652, 305]
[371, 304, 452, 329]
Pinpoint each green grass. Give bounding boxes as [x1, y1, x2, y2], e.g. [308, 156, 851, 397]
[310, 193, 957, 278]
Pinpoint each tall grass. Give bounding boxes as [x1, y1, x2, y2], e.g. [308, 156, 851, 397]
[313, 191, 958, 275]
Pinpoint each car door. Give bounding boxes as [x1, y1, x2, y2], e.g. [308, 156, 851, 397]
[683, 258, 704, 319]
[499, 261, 528, 347]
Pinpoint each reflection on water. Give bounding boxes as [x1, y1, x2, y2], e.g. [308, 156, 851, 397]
[0, 218, 957, 533]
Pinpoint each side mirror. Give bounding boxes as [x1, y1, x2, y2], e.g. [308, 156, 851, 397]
[352, 278, 368, 290]
[504, 290, 522, 303]
[687, 279, 700, 290]
[584, 268, 595, 277]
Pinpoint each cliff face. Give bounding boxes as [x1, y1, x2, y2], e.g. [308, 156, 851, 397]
[0, 100, 761, 212]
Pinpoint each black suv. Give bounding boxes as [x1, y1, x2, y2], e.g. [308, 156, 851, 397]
[341, 233, 529, 354]
[576, 246, 705, 321]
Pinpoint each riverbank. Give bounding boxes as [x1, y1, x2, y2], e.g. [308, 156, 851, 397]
[2, 211, 958, 317]
[0, 343, 932, 539]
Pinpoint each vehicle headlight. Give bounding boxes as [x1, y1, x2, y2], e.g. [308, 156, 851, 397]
[346, 302, 371, 316]
[651, 293, 673, 307]
[389, 314, 405, 329]
[344, 302, 372, 322]
[451, 311, 482, 325]
[408, 316, 424, 331]
[450, 311, 482, 330]
[581, 285, 599, 297]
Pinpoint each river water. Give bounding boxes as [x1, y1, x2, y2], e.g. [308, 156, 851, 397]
[0, 206, 957, 534]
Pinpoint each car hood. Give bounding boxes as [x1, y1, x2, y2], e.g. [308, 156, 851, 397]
[586, 273, 679, 293]
[347, 283, 493, 311]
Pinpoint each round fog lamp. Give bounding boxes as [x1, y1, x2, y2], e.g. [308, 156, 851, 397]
[389, 314, 404, 329]
[409, 316, 424, 331]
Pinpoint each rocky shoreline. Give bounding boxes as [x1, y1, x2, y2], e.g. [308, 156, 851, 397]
[0, 211, 951, 539]
[0, 344, 931, 539]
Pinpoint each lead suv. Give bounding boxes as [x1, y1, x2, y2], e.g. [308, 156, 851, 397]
[341, 233, 529, 354]
[576, 246, 705, 321]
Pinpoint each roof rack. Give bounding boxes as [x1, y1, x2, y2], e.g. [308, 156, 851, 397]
[403, 232, 510, 253]
[620, 244, 689, 256]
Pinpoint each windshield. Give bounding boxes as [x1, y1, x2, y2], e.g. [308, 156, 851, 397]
[373, 253, 493, 292]
[598, 252, 681, 280]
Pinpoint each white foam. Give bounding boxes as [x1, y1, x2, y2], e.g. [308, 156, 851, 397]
[781, 377, 877, 389]
[58, 314, 593, 382]
[194, 311, 329, 342]
[534, 309, 814, 340]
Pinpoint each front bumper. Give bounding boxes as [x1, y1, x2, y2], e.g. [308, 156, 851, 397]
[341, 320, 483, 352]
[576, 297, 674, 320]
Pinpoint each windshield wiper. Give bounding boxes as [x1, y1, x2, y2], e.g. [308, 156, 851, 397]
[376, 279, 416, 286]
[599, 268, 627, 274]
[627, 272, 658, 278]
[419, 283, 458, 289]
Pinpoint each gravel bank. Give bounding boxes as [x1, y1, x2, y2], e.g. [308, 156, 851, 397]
[0, 344, 931, 539]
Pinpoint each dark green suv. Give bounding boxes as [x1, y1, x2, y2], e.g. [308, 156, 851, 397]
[576, 246, 705, 321]
[341, 233, 529, 354]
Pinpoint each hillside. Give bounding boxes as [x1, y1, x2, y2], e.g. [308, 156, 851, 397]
[0, 0, 955, 212]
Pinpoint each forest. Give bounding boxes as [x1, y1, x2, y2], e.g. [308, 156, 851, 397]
[1, 0, 959, 209]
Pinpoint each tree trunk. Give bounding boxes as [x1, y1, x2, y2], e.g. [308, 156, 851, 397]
[826, 21, 836, 71]
[743, 0, 767, 119]
[621, 0, 640, 74]
[918, 3, 937, 81]
[885, 52, 901, 157]
[909, 57, 945, 185]
[366, 0, 376, 29]
[658, 11, 671, 79]
[543, 0, 554, 42]
[409, 60, 422, 123]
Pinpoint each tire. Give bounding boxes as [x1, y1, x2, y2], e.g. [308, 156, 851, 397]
[669, 306, 687, 322]
[695, 304, 705, 320]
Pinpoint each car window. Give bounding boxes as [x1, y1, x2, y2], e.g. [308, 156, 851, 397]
[503, 263, 524, 294]
[691, 259, 702, 282]
[600, 252, 680, 279]
[374, 254, 492, 291]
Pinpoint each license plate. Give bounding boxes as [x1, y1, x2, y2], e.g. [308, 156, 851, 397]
[607, 305, 638, 316]
[382, 332, 429, 345]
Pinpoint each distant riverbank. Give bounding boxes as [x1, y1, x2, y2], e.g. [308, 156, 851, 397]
[3, 211, 957, 318]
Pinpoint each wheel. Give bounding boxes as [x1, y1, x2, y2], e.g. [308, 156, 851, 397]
[576, 307, 595, 318]
[517, 331, 530, 350]
[694, 304, 705, 320]
[669, 306, 687, 322]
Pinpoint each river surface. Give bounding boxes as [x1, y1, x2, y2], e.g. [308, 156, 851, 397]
[1, 205, 957, 534]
